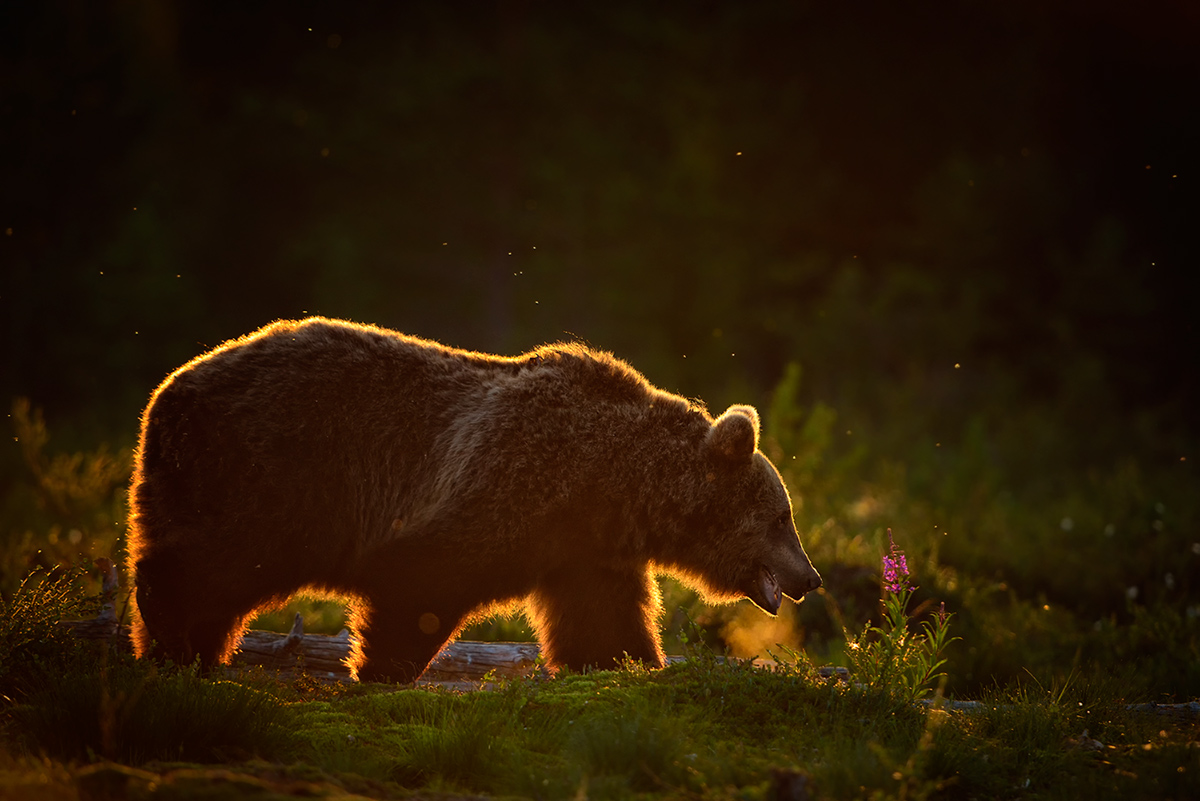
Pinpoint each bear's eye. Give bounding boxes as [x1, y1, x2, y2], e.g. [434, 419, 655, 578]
[776, 510, 791, 527]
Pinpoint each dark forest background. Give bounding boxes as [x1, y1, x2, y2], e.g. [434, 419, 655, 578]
[1, 0, 1198, 693]
[3, 0, 1197, 433]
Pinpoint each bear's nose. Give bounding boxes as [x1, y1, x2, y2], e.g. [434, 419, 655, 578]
[805, 573, 823, 593]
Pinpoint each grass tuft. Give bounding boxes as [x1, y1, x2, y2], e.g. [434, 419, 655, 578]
[10, 657, 295, 764]
[567, 704, 690, 794]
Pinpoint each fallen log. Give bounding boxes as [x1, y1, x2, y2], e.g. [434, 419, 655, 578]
[60, 560, 544, 683]
[237, 614, 546, 682]
[61, 610, 542, 684]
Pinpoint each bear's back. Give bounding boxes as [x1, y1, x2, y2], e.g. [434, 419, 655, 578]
[135, 320, 491, 545]
[136, 319, 705, 543]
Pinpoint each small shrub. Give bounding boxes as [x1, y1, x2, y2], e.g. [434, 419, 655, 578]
[2, 399, 130, 595]
[0, 564, 97, 699]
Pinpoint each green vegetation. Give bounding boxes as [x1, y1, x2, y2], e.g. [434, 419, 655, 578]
[1, 395, 1196, 797]
[10, 662, 294, 765]
[841, 530, 958, 703]
[0, 565, 96, 700]
[1, 400, 129, 596]
[1, 614, 1197, 800]
[752, 362, 1198, 701]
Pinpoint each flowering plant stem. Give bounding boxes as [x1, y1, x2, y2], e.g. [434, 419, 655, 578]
[846, 529, 960, 702]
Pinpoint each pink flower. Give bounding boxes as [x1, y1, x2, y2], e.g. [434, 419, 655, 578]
[882, 528, 911, 593]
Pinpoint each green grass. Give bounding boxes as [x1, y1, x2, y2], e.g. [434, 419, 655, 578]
[8, 658, 295, 764]
[0, 576, 1194, 799]
[3, 654, 1198, 800]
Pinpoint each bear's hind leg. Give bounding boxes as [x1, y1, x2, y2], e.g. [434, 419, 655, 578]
[529, 566, 665, 672]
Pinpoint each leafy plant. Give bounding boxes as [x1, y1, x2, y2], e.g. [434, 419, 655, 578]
[844, 530, 959, 702]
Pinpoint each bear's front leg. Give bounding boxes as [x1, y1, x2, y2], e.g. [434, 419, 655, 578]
[353, 601, 465, 683]
[529, 565, 666, 672]
[132, 543, 269, 668]
[346, 538, 486, 683]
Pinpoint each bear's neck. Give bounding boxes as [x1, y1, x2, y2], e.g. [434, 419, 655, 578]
[608, 413, 712, 560]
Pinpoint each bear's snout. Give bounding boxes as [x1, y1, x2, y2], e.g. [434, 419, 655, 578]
[801, 570, 822, 594]
[777, 559, 822, 605]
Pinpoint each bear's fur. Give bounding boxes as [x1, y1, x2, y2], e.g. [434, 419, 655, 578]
[126, 318, 822, 682]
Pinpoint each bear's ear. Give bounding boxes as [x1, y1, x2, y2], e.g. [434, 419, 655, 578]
[706, 405, 760, 463]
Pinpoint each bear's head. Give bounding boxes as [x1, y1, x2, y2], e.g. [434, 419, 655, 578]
[685, 405, 822, 614]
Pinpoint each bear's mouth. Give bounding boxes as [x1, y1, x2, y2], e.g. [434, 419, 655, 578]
[749, 564, 783, 615]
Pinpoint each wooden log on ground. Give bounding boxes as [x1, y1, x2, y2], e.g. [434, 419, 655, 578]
[233, 614, 544, 683]
[60, 606, 542, 683]
[234, 615, 354, 680]
[59, 560, 544, 683]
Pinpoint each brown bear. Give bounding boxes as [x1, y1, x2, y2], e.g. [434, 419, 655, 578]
[126, 317, 822, 682]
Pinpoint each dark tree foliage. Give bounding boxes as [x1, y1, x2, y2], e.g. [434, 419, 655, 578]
[1, 0, 1196, 438]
